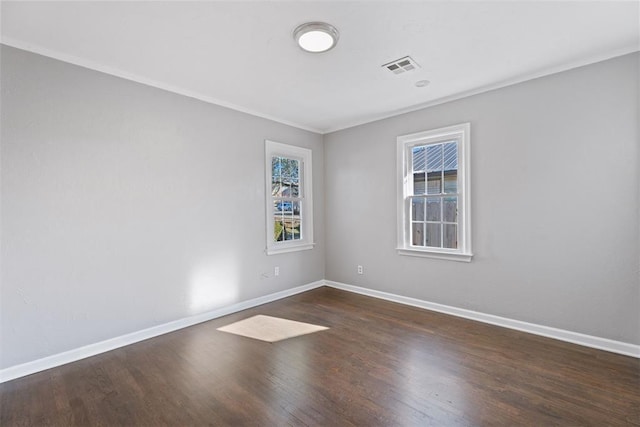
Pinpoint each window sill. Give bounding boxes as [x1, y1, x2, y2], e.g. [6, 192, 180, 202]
[267, 243, 315, 256]
[396, 248, 473, 262]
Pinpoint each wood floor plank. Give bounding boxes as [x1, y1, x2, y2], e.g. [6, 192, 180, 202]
[1, 287, 639, 426]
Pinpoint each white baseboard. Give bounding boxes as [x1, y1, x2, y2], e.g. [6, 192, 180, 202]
[3, 279, 637, 383]
[0, 280, 325, 383]
[324, 280, 640, 359]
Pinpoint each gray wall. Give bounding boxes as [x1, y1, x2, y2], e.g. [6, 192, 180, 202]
[1, 45, 325, 368]
[324, 53, 639, 344]
[1, 46, 638, 371]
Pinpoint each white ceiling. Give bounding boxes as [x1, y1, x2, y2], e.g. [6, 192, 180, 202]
[2, 1, 638, 134]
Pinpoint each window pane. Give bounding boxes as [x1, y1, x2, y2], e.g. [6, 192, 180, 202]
[290, 208, 301, 240]
[273, 199, 285, 241]
[283, 157, 297, 177]
[272, 157, 281, 179]
[272, 157, 281, 196]
[443, 142, 458, 171]
[443, 224, 458, 249]
[283, 217, 293, 241]
[426, 144, 442, 194]
[426, 144, 443, 172]
[427, 172, 442, 194]
[284, 211, 296, 241]
[426, 144, 443, 194]
[426, 197, 441, 221]
[412, 146, 426, 171]
[274, 219, 285, 241]
[274, 200, 292, 213]
[444, 170, 457, 194]
[272, 180, 281, 197]
[411, 198, 425, 221]
[280, 181, 292, 197]
[425, 223, 441, 248]
[443, 197, 457, 223]
[280, 158, 299, 178]
[291, 159, 300, 180]
[412, 222, 424, 246]
[412, 172, 425, 195]
[291, 222, 301, 240]
[291, 178, 300, 197]
[443, 142, 458, 194]
[282, 175, 291, 194]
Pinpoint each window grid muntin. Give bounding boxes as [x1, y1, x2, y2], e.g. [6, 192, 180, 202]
[408, 139, 460, 250]
[271, 155, 304, 242]
[410, 195, 458, 249]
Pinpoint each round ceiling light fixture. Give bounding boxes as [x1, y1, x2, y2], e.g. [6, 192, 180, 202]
[293, 22, 339, 53]
[415, 80, 431, 88]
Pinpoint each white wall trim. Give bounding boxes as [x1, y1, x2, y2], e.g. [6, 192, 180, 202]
[0, 38, 323, 135]
[3, 278, 637, 383]
[0, 280, 325, 383]
[324, 280, 640, 359]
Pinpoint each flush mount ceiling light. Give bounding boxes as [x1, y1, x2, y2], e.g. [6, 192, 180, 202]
[293, 22, 339, 53]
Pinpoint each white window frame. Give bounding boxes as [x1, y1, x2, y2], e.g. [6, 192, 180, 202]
[396, 123, 472, 262]
[265, 140, 314, 255]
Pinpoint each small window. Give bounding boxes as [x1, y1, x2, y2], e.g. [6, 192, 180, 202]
[265, 140, 314, 255]
[397, 123, 472, 262]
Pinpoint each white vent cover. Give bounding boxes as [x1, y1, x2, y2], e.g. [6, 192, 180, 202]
[382, 56, 420, 75]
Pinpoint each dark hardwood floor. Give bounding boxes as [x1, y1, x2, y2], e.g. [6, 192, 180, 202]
[1, 286, 639, 426]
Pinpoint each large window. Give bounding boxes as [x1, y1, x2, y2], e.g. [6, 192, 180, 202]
[397, 123, 472, 262]
[265, 140, 314, 255]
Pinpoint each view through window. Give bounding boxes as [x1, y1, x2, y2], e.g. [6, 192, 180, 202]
[265, 140, 314, 255]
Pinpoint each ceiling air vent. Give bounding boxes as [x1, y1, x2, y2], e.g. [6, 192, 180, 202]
[382, 56, 420, 75]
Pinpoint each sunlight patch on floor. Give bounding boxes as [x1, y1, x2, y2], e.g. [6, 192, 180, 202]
[217, 315, 328, 342]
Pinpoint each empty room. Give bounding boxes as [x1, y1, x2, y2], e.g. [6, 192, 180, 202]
[1, 1, 639, 425]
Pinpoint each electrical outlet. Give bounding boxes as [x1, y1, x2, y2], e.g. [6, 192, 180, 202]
[357, 265, 363, 275]
[274, 266, 280, 277]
